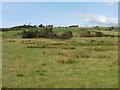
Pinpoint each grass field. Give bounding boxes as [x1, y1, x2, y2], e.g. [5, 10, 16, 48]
[2, 28, 118, 88]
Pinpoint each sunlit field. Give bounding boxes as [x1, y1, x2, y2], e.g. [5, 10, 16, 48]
[2, 27, 118, 88]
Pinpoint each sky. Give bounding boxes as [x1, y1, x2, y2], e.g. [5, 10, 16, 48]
[1, 2, 118, 28]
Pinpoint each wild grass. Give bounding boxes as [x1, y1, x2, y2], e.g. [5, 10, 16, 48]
[35, 69, 47, 76]
[93, 46, 117, 51]
[61, 46, 76, 50]
[77, 42, 113, 46]
[2, 29, 118, 88]
[56, 57, 76, 64]
[17, 74, 24, 77]
[9, 39, 16, 42]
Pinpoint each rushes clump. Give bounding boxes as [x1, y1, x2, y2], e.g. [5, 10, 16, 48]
[17, 74, 24, 77]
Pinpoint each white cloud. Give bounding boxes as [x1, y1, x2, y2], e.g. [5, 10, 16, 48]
[77, 14, 118, 26]
[103, 2, 117, 6]
[103, 0, 118, 6]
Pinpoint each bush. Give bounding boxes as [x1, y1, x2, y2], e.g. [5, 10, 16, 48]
[39, 28, 50, 38]
[22, 30, 40, 38]
[57, 31, 73, 39]
[21, 28, 73, 39]
[80, 31, 91, 37]
[95, 32, 103, 37]
[39, 28, 56, 38]
[21, 28, 55, 38]
[80, 31, 104, 37]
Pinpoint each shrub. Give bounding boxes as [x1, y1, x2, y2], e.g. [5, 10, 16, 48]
[49, 32, 57, 39]
[21, 28, 73, 39]
[80, 31, 104, 37]
[57, 31, 73, 39]
[22, 28, 56, 38]
[95, 32, 103, 37]
[39, 28, 51, 38]
[80, 31, 91, 37]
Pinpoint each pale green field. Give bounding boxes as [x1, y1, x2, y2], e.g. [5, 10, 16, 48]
[91, 30, 118, 36]
[2, 28, 119, 88]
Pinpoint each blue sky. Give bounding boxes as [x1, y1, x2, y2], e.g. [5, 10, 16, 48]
[2, 2, 118, 28]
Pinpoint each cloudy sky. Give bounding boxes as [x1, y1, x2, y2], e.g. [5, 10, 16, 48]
[2, 2, 118, 27]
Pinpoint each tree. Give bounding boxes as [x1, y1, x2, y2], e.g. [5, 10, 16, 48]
[95, 25, 99, 28]
[50, 25, 53, 27]
[33, 25, 37, 28]
[48, 24, 51, 27]
[39, 24, 43, 27]
[28, 23, 31, 26]
[109, 26, 114, 31]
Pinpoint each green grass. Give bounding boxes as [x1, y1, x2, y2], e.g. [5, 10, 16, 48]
[2, 30, 21, 38]
[2, 27, 82, 38]
[75, 42, 113, 46]
[90, 29, 118, 36]
[53, 27, 83, 34]
[2, 38, 118, 88]
[2, 27, 119, 38]
[2, 28, 118, 88]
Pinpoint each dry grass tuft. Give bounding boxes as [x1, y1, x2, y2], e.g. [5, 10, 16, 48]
[61, 46, 75, 50]
[50, 42, 67, 45]
[93, 46, 117, 51]
[27, 45, 40, 48]
[90, 52, 111, 59]
[9, 40, 16, 42]
[21, 42, 36, 44]
[56, 58, 76, 64]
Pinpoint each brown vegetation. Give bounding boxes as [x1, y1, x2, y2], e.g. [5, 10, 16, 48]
[57, 31, 73, 39]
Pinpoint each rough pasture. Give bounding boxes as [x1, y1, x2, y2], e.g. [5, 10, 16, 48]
[2, 27, 118, 88]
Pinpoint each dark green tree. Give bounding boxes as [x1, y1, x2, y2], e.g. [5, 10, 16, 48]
[39, 24, 43, 27]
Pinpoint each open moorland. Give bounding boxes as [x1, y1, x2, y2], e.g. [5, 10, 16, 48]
[1, 26, 119, 88]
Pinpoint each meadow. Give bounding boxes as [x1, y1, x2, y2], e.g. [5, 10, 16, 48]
[2, 27, 118, 88]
